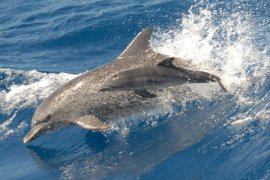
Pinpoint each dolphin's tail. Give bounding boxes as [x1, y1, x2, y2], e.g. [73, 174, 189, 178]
[211, 75, 227, 92]
[190, 70, 228, 92]
[216, 80, 227, 92]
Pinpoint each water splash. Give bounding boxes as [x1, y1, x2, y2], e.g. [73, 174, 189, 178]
[152, 1, 270, 91]
[0, 68, 77, 114]
[0, 68, 77, 140]
[152, 0, 270, 127]
[0, 111, 25, 141]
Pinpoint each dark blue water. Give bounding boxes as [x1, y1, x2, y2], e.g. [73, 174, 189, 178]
[1, 0, 270, 179]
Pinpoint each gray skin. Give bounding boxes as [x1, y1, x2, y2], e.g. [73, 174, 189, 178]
[101, 59, 226, 93]
[23, 27, 226, 144]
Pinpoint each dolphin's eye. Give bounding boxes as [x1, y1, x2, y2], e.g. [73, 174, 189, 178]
[37, 114, 52, 125]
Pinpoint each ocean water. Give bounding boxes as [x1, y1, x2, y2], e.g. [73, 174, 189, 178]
[0, 0, 269, 179]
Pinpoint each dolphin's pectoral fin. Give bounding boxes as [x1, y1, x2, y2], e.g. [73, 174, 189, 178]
[134, 89, 157, 98]
[74, 115, 112, 131]
[99, 87, 110, 92]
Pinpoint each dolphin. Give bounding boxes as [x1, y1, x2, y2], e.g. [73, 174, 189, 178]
[23, 27, 226, 144]
[100, 58, 226, 98]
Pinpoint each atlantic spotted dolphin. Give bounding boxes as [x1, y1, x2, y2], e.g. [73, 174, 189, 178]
[23, 27, 225, 144]
[101, 58, 226, 98]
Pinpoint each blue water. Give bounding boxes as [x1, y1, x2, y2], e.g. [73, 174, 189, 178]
[0, 0, 270, 179]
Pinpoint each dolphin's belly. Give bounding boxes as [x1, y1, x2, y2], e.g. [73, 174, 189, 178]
[77, 90, 166, 124]
[76, 85, 195, 127]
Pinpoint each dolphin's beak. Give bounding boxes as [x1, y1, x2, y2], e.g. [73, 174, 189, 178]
[23, 124, 43, 144]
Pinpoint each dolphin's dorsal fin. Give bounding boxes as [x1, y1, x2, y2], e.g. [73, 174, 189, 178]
[157, 57, 188, 71]
[157, 58, 175, 68]
[119, 27, 154, 57]
[74, 115, 112, 130]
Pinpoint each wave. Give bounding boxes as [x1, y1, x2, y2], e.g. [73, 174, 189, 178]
[0, 68, 77, 140]
[152, 0, 270, 128]
[0, 0, 269, 178]
[0, 68, 77, 114]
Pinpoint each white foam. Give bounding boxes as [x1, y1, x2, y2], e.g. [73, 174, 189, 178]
[0, 68, 77, 114]
[151, 2, 270, 127]
[0, 1, 269, 140]
[0, 111, 28, 141]
[0, 68, 77, 140]
[0, 111, 17, 132]
[152, 7, 269, 92]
